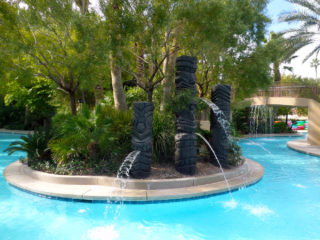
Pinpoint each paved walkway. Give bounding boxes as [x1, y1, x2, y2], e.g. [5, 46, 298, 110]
[287, 139, 320, 157]
[4, 159, 263, 202]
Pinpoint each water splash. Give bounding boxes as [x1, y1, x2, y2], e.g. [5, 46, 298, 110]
[105, 150, 141, 206]
[242, 204, 274, 218]
[243, 139, 273, 155]
[222, 198, 238, 209]
[117, 151, 141, 179]
[200, 98, 230, 138]
[87, 225, 119, 240]
[249, 105, 274, 135]
[196, 133, 233, 199]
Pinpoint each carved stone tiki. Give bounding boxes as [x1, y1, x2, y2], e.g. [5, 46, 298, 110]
[130, 102, 154, 179]
[175, 56, 198, 175]
[210, 84, 231, 167]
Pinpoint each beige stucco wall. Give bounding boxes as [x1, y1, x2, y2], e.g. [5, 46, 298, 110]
[250, 97, 320, 146]
[307, 100, 320, 145]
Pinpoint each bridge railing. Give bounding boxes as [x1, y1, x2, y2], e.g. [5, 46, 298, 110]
[255, 83, 320, 102]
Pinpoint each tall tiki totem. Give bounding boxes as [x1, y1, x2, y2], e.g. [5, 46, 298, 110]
[210, 84, 231, 167]
[130, 102, 154, 179]
[175, 56, 198, 175]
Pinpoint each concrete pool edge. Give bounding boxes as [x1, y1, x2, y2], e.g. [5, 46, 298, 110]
[287, 139, 320, 157]
[0, 129, 33, 135]
[4, 159, 263, 202]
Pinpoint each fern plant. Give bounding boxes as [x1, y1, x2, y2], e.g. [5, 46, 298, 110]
[4, 130, 51, 166]
[49, 104, 132, 168]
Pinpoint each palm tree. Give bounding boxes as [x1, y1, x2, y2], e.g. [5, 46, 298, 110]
[310, 58, 320, 80]
[267, 32, 301, 82]
[280, 0, 320, 63]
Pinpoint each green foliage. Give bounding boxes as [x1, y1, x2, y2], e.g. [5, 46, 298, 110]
[273, 122, 293, 134]
[0, 97, 25, 129]
[4, 129, 51, 167]
[281, 75, 316, 85]
[3, 78, 56, 128]
[49, 104, 132, 174]
[276, 106, 292, 117]
[125, 87, 148, 107]
[232, 107, 250, 135]
[228, 139, 243, 167]
[152, 110, 175, 163]
[0, 0, 108, 115]
[297, 107, 308, 116]
[280, 0, 320, 63]
[167, 89, 197, 113]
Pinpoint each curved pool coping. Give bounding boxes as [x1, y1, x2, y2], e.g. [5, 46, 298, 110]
[0, 129, 33, 135]
[4, 159, 263, 202]
[287, 139, 320, 157]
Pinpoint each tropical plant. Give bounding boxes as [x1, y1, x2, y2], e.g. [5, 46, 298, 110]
[310, 58, 320, 80]
[152, 111, 175, 162]
[266, 32, 301, 82]
[49, 105, 113, 165]
[228, 139, 243, 166]
[49, 104, 132, 174]
[280, 0, 320, 63]
[4, 130, 51, 167]
[273, 121, 293, 134]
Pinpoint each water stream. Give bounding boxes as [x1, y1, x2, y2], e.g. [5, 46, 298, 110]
[200, 98, 230, 138]
[196, 133, 233, 199]
[116, 150, 141, 189]
[242, 138, 274, 156]
[249, 105, 274, 135]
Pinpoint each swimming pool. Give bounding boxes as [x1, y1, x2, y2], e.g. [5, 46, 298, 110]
[1, 133, 319, 240]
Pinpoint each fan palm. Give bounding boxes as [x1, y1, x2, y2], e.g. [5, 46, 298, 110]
[280, 0, 320, 62]
[4, 130, 51, 166]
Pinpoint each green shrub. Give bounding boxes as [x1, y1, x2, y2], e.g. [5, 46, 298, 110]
[231, 107, 250, 135]
[152, 110, 175, 163]
[0, 97, 25, 129]
[228, 139, 243, 166]
[49, 104, 132, 174]
[125, 87, 147, 107]
[273, 121, 293, 133]
[4, 129, 52, 167]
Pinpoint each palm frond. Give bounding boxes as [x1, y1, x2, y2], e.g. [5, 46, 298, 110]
[303, 43, 320, 62]
[288, 0, 320, 16]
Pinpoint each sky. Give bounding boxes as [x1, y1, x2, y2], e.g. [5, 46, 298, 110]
[266, 0, 317, 79]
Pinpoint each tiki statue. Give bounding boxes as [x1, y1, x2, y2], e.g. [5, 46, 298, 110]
[175, 56, 198, 175]
[210, 84, 231, 167]
[130, 102, 153, 179]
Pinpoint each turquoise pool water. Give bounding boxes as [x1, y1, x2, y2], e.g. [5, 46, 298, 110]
[1, 133, 320, 240]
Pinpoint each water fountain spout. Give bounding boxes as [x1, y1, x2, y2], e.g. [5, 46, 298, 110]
[200, 98, 230, 138]
[196, 133, 233, 198]
[117, 151, 141, 180]
[200, 95, 231, 167]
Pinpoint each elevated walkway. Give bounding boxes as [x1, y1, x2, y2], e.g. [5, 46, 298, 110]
[250, 86, 320, 146]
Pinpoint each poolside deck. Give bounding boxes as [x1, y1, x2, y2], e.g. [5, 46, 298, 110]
[287, 139, 320, 157]
[4, 158, 263, 202]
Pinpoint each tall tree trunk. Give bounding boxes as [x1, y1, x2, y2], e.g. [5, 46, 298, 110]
[160, 37, 178, 111]
[24, 106, 30, 129]
[273, 61, 281, 82]
[110, 55, 128, 111]
[69, 91, 77, 116]
[148, 90, 153, 103]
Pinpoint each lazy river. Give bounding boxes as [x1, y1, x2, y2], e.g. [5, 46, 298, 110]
[0, 133, 319, 240]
